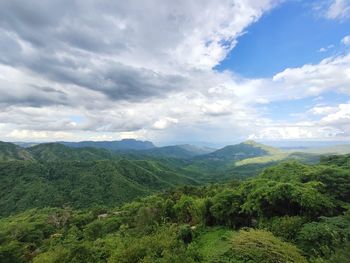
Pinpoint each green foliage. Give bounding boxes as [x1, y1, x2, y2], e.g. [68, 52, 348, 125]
[0, 147, 349, 262]
[109, 226, 200, 263]
[193, 228, 235, 262]
[302, 165, 350, 202]
[325, 242, 350, 263]
[259, 216, 306, 242]
[240, 178, 334, 218]
[223, 229, 307, 263]
[174, 196, 200, 224]
[0, 159, 197, 217]
[297, 214, 350, 258]
[0, 141, 34, 161]
[0, 241, 26, 263]
[208, 189, 248, 228]
[28, 143, 118, 162]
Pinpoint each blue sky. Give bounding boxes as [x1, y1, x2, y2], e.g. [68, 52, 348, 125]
[0, 0, 350, 143]
[217, 0, 350, 78]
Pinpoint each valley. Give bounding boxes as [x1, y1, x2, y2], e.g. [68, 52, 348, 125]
[0, 139, 350, 262]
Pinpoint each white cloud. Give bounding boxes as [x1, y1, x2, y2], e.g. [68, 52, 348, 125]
[8, 129, 74, 141]
[318, 44, 334, 52]
[323, 0, 350, 20]
[152, 118, 179, 130]
[271, 54, 350, 97]
[342, 35, 350, 45]
[309, 106, 337, 115]
[1, 1, 350, 143]
[321, 103, 350, 124]
[0, 0, 284, 143]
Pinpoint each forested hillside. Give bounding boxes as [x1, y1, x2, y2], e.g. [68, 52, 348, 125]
[1, 154, 350, 262]
[0, 159, 197, 217]
[0, 140, 323, 182]
[138, 145, 216, 158]
[0, 142, 33, 161]
[1, 140, 350, 262]
[60, 139, 155, 151]
[28, 143, 119, 161]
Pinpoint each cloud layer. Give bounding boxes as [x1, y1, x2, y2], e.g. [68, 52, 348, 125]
[0, 0, 350, 143]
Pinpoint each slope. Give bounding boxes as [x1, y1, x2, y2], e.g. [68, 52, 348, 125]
[139, 144, 215, 159]
[0, 141, 33, 161]
[28, 143, 118, 161]
[60, 139, 155, 151]
[0, 159, 198, 217]
[182, 140, 282, 181]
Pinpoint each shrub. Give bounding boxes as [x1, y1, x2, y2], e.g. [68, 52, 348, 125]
[222, 229, 307, 263]
[297, 215, 350, 258]
[260, 216, 306, 242]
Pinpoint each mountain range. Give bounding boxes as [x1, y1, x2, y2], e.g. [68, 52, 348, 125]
[59, 138, 155, 151]
[1, 139, 350, 215]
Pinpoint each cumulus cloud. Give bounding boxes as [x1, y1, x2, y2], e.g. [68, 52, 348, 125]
[0, 0, 283, 142]
[271, 54, 350, 96]
[1, 0, 350, 143]
[0, 0, 279, 102]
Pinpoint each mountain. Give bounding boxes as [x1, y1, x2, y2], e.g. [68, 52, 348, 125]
[60, 139, 155, 151]
[140, 144, 216, 159]
[0, 159, 197, 217]
[0, 141, 33, 161]
[13, 142, 39, 148]
[28, 143, 118, 161]
[177, 144, 216, 155]
[182, 141, 284, 181]
[199, 140, 281, 162]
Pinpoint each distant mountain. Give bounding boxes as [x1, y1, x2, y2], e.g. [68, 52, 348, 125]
[197, 140, 281, 162]
[13, 142, 39, 148]
[60, 139, 155, 151]
[0, 141, 33, 161]
[0, 159, 197, 217]
[182, 141, 283, 181]
[28, 143, 117, 161]
[140, 144, 216, 159]
[178, 144, 216, 155]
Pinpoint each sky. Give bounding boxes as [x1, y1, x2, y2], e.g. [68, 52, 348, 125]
[0, 0, 350, 145]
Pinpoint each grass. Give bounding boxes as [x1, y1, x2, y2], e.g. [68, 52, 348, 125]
[193, 227, 235, 262]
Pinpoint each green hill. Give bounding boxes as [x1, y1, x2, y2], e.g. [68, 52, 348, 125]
[60, 139, 155, 151]
[1, 155, 350, 263]
[195, 140, 280, 162]
[28, 143, 118, 161]
[139, 144, 215, 159]
[0, 159, 197, 217]
[0, 141, 33, 161]
[182, 141, 282, 181]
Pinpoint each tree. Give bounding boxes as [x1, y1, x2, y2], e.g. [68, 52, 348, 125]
[222, 229, 307, 263]
[174, 196, 200, 225]
[209, 190, 247, 227]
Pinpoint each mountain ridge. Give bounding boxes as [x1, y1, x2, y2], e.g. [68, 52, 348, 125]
[59, 139, 155, 151]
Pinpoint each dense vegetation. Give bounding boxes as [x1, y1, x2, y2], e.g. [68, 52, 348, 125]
[0, 142, 33, 161]
[0, 148, 349, 262]
[4, 140, 327, 181]
[60, 139, 155, 151]
[0, 159, 197, 217]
